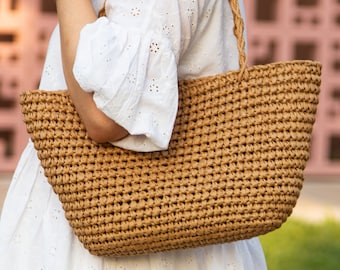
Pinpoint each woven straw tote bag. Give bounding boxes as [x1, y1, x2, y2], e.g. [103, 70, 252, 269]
[20, 0, 321, 256]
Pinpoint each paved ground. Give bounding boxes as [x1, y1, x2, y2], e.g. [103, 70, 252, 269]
[1, 173, 340, 222]
[0, 174, 12, 213]
[291, 176, 340, 222]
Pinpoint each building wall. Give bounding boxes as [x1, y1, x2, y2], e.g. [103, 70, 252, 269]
[0, 0, 339, 175]
[244, 0, 340, 175]
[0, 0, 57, 171]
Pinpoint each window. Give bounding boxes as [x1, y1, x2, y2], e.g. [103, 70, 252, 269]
[329, 135, 340, 160]
[41, 0, 57, 13]
[256, 0, 278, 22]
[294, 42, 317, 60]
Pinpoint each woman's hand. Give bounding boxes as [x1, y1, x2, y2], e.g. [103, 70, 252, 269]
[56, 0, 128, 143]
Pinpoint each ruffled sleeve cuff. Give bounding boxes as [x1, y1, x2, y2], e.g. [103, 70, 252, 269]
[73, 17, 178, 152]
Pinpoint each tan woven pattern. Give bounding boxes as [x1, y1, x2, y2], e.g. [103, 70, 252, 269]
[20, 59, 321, 256]
[19, 0, 321, 256]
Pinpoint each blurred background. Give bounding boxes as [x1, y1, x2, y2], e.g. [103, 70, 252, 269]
[0, 0, 339, 269]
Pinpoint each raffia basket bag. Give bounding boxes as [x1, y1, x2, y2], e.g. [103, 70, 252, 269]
[20, 0, 321, 256]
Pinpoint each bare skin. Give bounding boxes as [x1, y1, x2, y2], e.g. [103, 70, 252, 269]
[56, 0, 128, 143]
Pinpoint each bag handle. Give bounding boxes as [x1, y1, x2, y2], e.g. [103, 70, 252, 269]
[98, 0, 107, 17]
[228, 0, 247, 73]
[98, 0, 247, 72]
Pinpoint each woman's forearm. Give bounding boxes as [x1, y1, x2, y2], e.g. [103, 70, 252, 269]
[56, 0, 128, 143]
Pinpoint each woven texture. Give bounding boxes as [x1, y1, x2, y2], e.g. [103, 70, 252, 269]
[20, 60, 321, 256]
[19, 0, 321, 257]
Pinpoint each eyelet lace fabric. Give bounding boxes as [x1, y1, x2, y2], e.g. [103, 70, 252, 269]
[0, 0, 267, 269]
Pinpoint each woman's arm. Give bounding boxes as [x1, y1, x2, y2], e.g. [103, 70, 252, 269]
[56, 0, 128, 143]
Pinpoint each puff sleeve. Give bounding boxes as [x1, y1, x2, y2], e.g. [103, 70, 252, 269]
[73, 17, 178, 152]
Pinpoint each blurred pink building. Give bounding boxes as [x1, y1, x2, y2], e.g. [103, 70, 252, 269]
[245, 0, 340, 176]
[0, 0, 57, 171]
[0, 0, 339, 176]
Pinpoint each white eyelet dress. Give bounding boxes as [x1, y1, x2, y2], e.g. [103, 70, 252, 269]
[0, 0, 267, 269]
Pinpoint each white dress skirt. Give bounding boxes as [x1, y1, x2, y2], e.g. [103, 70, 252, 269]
[0, 0, 267, 269]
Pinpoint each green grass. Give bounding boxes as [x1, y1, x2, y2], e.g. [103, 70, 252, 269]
[260, 218, 340, 270]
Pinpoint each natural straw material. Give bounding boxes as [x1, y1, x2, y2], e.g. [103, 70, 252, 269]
[20, 0, 321, 256]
